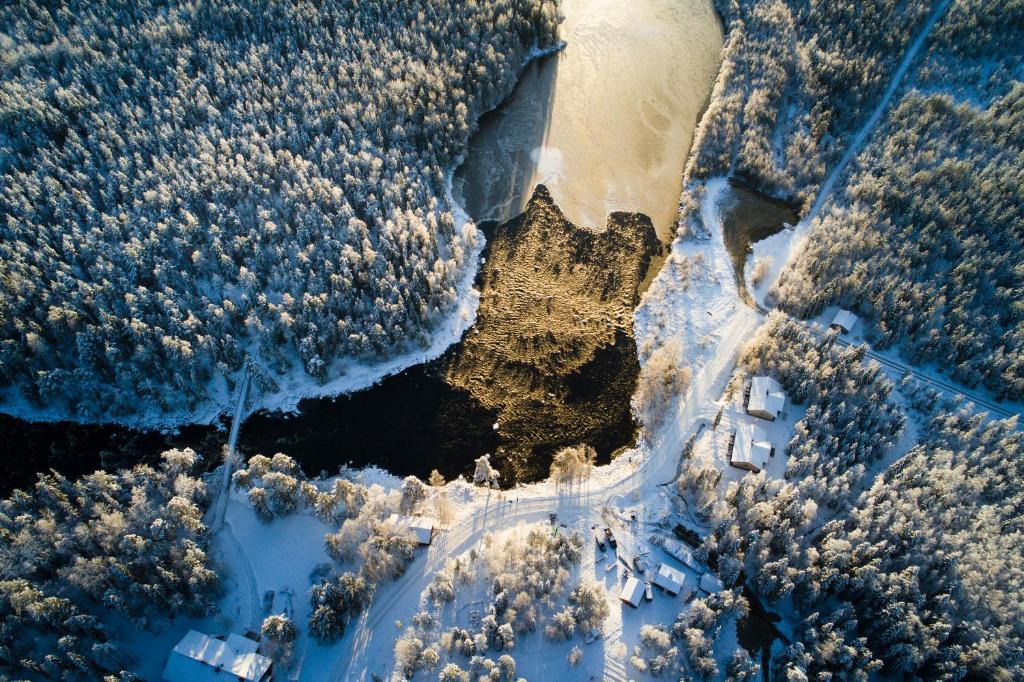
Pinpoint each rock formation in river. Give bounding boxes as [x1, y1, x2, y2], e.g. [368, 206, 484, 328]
[447, 185, 660, 481]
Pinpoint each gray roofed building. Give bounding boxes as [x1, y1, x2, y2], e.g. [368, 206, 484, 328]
[162, 630, 272, 682]
[747, 376, 785, 421]
[730, 422, 774, 474]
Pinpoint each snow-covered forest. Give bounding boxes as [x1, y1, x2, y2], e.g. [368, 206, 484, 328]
[688, 314, 1024, 680]
[681, 0, 1023, 400]
[0, 0, 559, 420]
[771, 0, 1024, 400]
[686, 0, 938, 206]
[0, 449, 216, 679]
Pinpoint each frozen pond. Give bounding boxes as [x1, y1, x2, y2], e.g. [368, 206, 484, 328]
[455, 0, 723, 239]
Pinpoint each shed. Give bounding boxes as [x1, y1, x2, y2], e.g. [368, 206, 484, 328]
[387, 514, 436, 545]
[730, 422, 774, 474]
[747, 376, 786, 421]
[653, 563, 690, 598]
[619, 576, 644, 608]
[162, 630, 272, 682]
[830, 309, 858, 334]
[699, 573, 724, 594]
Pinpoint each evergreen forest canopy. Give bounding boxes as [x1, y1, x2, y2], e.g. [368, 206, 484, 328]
[0, 0, 559, 420]
[684, 0, 1024, 400]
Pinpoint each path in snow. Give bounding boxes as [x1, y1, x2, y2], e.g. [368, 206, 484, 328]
[832, 337, 1020, 421]
[206, 365, 250, 532]
[751, 0, 955, 304]
[803, 0, 955, 226]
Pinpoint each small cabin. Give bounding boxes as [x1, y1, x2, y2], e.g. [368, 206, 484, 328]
[729, 422, 774, 474]
[746, 376, 786, 421]
[619, 576, 645, 608]
[653, 563, 691, 599]
[162, 630, 271, 682]
[387, 514, 436, 545]
[830, 309, 858, 334]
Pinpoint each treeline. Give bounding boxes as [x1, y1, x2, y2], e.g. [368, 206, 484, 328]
[773, 411, 1024, 680]
[772, 0, 1024, 400]
[692, 315, 1023, 679]
[0, 0, 560, 419]
[683, 0, 935, 207]
[0, 449, 217, 680]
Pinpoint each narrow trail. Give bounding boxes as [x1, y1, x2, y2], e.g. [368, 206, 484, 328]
[222, 519, 262, 633]
[832, 337, 1020, 421]
[207, 366, 250, 532]
[801, 0, 955, 227]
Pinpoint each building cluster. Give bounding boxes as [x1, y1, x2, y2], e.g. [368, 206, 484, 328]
[730, 375, 786, 474]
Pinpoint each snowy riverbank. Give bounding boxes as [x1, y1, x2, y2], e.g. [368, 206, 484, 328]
[0, 45, 568, 432]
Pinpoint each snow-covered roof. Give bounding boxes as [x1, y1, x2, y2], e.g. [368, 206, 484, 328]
[162, 630, 271, 682]
[732, 422, 773, 471]
[653, 563, 686, 596]
[748, 376, 785, 420]
[831, 309, 858, 333]
[619, 576, 644, 607]
[699, 573, 723, 594]
[387, 513, 435, 545]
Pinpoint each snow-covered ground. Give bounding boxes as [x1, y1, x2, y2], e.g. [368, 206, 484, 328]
[692, 389, 803, 494]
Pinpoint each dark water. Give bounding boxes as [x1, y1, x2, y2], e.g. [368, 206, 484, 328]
[0, 413, 225, 495]
[720, 179, 798, 306]
[237, 359, 500, 483]
[0, 61, 652, 495]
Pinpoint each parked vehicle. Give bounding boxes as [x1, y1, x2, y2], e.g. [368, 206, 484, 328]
[633, 555, 646, 573]
[604, 527, 617, 548]
[644, 581, 653, 602]
[594, 528, 607, 551]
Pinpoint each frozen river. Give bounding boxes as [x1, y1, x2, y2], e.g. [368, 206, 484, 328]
[455, 0, 723, 239]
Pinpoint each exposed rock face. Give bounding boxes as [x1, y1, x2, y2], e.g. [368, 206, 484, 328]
[447, 185, 660, 481]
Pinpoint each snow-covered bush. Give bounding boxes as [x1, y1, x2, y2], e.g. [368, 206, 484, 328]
[749, 256, 772, 287]
[234, 453, 304, 520]
[569, 580, 610, 634]
[391, 634, 423, 675]
[399, 475, 428, 514]
[308, 572, 371, 642]
[361, 526, 416, 582]
[726, 649, 760, 681]
[640, 624, 672, 650]
[568, 645, 583, 666]
[548, 444, 596, 488]
[634, 339, 691, 431]
[439, 663, 467, 682]
[261, 614, 298, 666]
